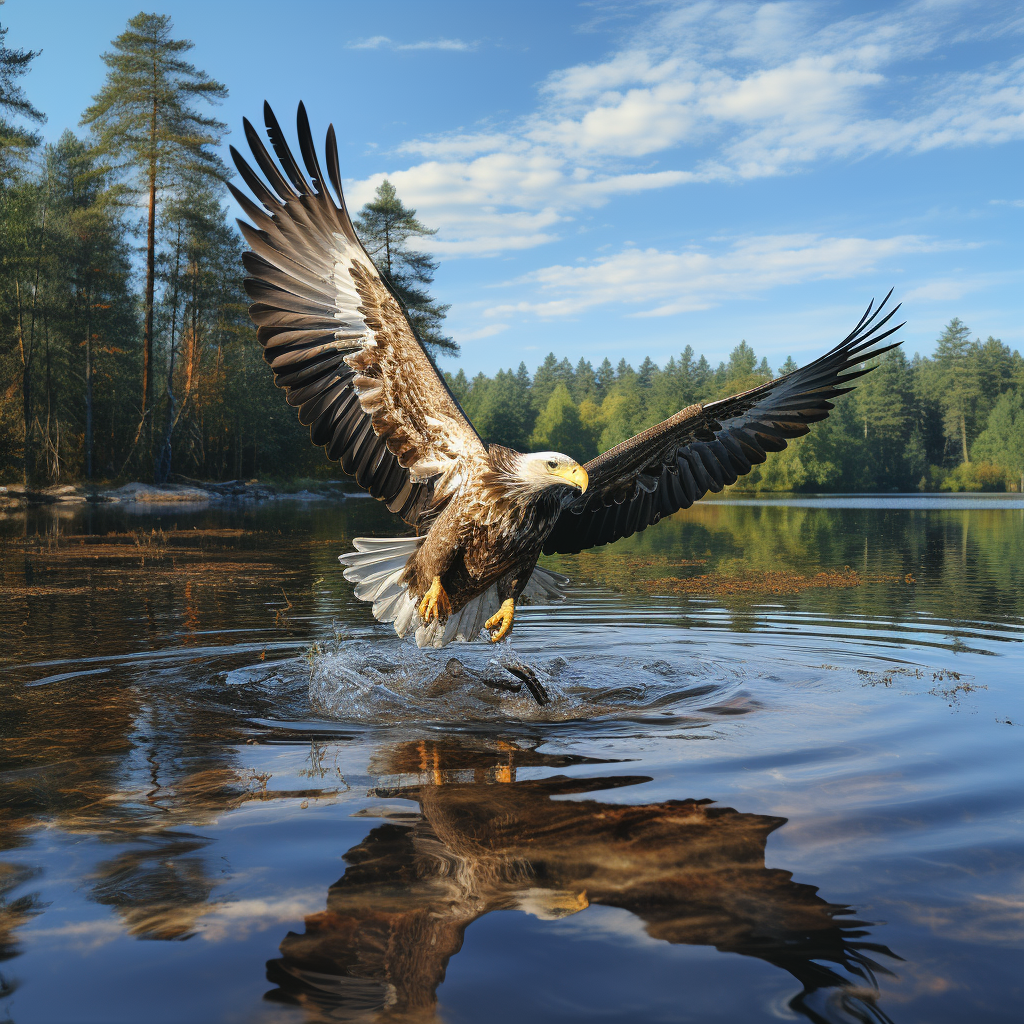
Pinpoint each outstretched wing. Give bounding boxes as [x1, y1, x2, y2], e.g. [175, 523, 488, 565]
[543, 294, 904, 555]
[231, 102, 485, 526]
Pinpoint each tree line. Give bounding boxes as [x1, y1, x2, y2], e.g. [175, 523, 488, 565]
[445, 319, 1024, 493]
[2, 10, 1021, 493]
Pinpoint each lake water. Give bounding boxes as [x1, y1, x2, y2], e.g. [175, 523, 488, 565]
[1, 494, 1022, 1024]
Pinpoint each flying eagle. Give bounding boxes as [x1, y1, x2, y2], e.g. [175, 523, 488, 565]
[231, 103, 903, 649]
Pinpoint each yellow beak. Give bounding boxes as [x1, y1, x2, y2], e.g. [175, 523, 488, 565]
[552, 464, 588, 493]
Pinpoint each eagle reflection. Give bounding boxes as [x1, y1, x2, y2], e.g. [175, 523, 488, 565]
[265, 740, 898, 1024]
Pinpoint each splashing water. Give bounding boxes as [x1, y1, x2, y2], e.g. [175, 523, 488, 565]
[307, 635, 759, 725]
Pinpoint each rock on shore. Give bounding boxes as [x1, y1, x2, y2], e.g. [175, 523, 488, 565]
[0, 479, 352, 510]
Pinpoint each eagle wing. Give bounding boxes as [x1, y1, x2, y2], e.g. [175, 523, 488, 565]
[543, 294, 904, 555]
[231, 102, 485, 526]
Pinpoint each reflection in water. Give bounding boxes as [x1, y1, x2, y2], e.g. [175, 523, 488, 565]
[265, 740, 898, 1024]
[89, 832, 218, 941]
[2, 500, 1020, 1022]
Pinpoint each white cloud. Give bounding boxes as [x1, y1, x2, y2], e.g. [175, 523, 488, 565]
[349, 35, 391, 50]
[345, 2, 1024, 257]
[399, 39, 472, 52]
[901, 268, 1019, 302]
[196, 895, 323, 942]
[455, 323, 510, 342]
[348, 35, 472, 51]
[484, 233, 954, 319]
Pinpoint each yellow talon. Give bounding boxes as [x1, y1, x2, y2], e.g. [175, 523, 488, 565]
[418, 576, 451, 623]
[485, 599, 515, 643]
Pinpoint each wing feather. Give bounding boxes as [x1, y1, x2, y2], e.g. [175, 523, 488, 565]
[544, 293, 904, 554]
[233, 102, 485, 525]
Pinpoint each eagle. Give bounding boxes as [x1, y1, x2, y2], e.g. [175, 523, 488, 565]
[231, 103, 903, 649]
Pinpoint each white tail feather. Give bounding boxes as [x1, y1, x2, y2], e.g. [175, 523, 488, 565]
[339, 537, 423, 639]
[338, 536, 570, 648]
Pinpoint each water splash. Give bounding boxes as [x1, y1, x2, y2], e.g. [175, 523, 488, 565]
[307, 636, 758, 725]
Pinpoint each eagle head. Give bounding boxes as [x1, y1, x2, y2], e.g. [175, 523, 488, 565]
[515, 452, 589, 495]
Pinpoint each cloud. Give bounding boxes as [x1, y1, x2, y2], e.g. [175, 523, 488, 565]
[455, 323, 510, 342]
[348, 35, 472, 51]
[901, 268, 1019, 303]
[484, 233, 954, 319]
[346, 2, 1024, 257]
[197, 895, 323, 942]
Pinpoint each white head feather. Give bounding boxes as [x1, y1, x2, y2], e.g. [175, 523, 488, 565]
[512, 452, 589, 494]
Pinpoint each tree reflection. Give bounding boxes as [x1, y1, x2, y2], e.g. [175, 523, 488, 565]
[265, 739, 899, 1024]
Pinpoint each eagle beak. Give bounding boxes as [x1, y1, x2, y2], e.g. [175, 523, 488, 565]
[553, 464, 588, 493]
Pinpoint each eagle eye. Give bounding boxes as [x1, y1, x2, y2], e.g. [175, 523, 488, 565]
[547, 460, 557, 469]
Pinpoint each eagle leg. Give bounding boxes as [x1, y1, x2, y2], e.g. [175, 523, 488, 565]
[418, 576, 451, 624]
[485, 599, 515, 643]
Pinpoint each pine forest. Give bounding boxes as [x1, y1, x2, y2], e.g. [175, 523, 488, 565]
[2, 13, 1022, 494]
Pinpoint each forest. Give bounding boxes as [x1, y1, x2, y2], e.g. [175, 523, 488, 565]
[2, 12, 1022, 493]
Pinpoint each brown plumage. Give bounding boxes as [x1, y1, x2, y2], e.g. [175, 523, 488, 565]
[233, 102, 904, 648]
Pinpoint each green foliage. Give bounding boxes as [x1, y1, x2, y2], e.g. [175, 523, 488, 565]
[81, 12, 227, 436]
[471, 367, 534, 451]
[81, 14, 227, 190]
[0, 5, 46, 166]
[2, 17, 1021, 497]
[530, 383, 597, 463]
[938, 461, 1006, 492]
[973, 391, 1024, 492]
[438, 318, 1023, 495]
[354, 179, 457, 358]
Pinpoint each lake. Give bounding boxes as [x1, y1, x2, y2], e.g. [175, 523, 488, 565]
[1, 494, 1022, 1023]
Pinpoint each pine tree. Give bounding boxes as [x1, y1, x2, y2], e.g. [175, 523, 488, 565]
[45, 131, 135, 480]
[0, 8, 46, 168]
[693, 355, 713, 396]
[932, 318, 976, 463]
[82, 13, 227, 447]
[354, 179, 458, 358]
[530, 384, 594, 463]
[856, 348, 920, 489]
[531, 353, 561, 411]
[727, 340, 756, 378]
[778, 356, 798, 376]
[474, 367, 535, 451]
[637, 356, 657, 390]
[573, 358, 597, 402]
[446, 368, 470, 405]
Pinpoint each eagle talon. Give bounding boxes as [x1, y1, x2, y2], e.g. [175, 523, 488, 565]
[418, 576, 451, 623]
[485, 599, 515, 643]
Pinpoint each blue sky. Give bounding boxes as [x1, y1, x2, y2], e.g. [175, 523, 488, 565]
[5, 0, 1023, 375]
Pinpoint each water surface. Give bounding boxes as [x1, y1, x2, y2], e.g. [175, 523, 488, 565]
[1, 495, 1022, 1023]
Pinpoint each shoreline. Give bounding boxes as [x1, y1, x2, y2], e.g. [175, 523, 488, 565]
[0, 478, 366, 510]
[1, 479, 1017, 512]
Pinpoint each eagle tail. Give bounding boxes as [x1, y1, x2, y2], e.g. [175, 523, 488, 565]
[339, 536, 423, 637]
[339, 537, 571, 649]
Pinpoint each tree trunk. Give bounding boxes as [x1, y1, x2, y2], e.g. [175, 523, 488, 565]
[85, 282, 94, 480]
[155, 223, 183, 484]
[143, 166, 156, 426]
[142, 89, 158, 452]
[14, 281, 34, 486]
[961, 413, 969, 464]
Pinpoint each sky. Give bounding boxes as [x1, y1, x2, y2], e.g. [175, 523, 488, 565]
[4, 0, 1023, 376]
